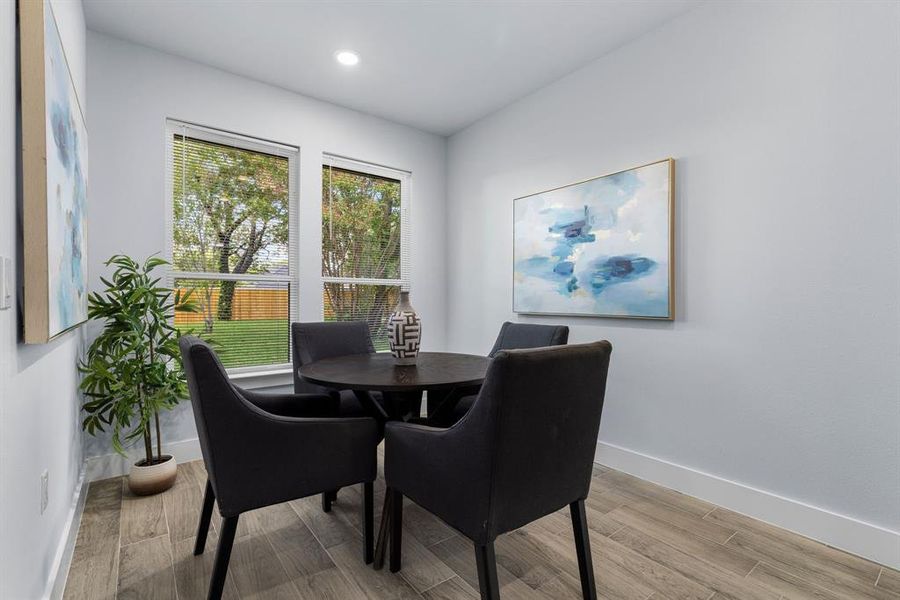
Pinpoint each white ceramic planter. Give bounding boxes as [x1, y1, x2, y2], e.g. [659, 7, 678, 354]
[128, 454, 177, 496]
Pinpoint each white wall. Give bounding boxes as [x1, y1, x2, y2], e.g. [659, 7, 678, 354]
[85, 32, 447, 457]
[447, 0, 900, 560]
[1, 1, 88, 598]
[7, 1, 896, 591]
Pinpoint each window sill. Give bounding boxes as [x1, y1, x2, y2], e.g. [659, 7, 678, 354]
[228, 367, 293, 390]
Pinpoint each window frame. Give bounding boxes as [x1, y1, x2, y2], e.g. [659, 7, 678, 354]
[164, 120, 300, 376]
[319, 152, 412, 292]
[321, 154, 412, 328]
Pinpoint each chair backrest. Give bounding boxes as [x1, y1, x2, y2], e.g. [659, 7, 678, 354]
[179, 335, 260, 506]
[291, 321, 375, 393]
[466, 341, 612, 538]
[488, 321, 569, 357]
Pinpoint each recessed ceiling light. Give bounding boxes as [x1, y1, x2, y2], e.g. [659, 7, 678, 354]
[335, 50, 360, 67]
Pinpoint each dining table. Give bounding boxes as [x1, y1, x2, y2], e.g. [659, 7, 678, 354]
[298, 351, 492, 569]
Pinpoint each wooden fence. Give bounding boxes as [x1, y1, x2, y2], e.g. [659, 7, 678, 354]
[175, 287, 288, 324]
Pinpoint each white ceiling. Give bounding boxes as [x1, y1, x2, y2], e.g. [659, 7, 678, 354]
[83, 0, 700, 135]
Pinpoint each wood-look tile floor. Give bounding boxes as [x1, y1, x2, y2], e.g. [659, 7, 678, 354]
[63, 457, 898, 600]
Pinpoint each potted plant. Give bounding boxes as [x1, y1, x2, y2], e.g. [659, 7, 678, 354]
[79, 255, 199, 495]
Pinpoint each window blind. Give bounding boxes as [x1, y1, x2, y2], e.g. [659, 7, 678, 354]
[166, 121, 298, 370]
[322, 155, 410, 350]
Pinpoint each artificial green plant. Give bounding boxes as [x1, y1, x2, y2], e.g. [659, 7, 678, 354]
[79, 255, 198, 465]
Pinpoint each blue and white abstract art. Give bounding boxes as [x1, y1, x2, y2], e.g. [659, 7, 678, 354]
[44, 0, 88, 337]
[513, 159, 673, 319]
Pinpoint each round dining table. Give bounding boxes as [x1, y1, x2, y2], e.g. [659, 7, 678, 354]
[298, 351, 492, 569]
[299, 351, 491, 422]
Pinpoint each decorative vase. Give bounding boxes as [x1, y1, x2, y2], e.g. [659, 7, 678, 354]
[388, 291, 421, 365]
[128, 455, 177, 496]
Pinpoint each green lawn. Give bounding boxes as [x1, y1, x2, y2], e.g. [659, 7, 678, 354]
[179, 319, 289, 368]
[179, 318, 391, 368]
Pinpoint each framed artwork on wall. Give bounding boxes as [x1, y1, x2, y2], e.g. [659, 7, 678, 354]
[513, 159, 674, 320]
[19, 0, 89, 343]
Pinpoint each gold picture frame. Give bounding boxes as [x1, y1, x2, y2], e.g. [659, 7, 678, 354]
[19, 0, 89, 343]
[513, 158, 675, 320]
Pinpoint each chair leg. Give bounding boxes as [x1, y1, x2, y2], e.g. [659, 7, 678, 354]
[322, 489, 339, 512]
[362, 482, 374, 564]
[570, 500, 597, 600]
[208, 515, 238, 600]
[194, 479, 216, 556]
[474, 541, 500, 600]
[373, 487, 393, 569]
[389, 489, 403, 573]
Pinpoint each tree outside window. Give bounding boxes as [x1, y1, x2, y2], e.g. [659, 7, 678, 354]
[322, 163, 406, 350]
[170, 130, 294, 368]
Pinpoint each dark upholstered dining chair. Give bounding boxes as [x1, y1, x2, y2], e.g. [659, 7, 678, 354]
[430, 321, 569, 424]
[291, 321, 388, 418]
[291, 321, 393, 511]
[385, 342, 612, 600]
[488, 320, 570, 356]
[180, 336, 379, 600]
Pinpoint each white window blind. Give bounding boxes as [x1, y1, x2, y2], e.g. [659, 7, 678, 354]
[322, 155, 410, 350]
[165, 120, 299, 372]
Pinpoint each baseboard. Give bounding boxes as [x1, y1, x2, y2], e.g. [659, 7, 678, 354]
[46, 466, 88, 600]
[594, 441, 900, 570]
[82, 437, 899, 569]
[85, 437, 203, 482]
[54, 440, 203, 597]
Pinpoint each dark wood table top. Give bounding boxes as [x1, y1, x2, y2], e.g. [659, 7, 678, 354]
[298, 352, 491, 392]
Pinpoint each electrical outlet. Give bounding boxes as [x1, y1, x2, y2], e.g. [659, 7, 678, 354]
[40, 470, 49, 515]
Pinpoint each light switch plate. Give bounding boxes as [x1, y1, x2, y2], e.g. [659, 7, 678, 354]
[0, 256, 10, 310]
[5, 257, 11, 309]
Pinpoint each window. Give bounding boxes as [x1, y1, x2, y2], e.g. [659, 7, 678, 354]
[322, 156, 410, 350]
[166, 121, 298, 371]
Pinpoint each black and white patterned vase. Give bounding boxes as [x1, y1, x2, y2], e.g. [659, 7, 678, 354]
[388, 291, 421, 365]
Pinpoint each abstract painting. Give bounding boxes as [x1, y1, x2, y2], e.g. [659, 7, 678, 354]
[513, 159, 674, 319]
[20, 0, 88, 343]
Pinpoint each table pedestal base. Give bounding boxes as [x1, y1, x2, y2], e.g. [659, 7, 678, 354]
[366, 389, 421, 571]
